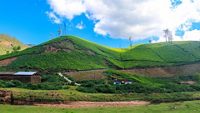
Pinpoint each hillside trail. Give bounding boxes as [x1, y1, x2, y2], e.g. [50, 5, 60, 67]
[35, 101, 150, 108]
[58, 73, 80, 86]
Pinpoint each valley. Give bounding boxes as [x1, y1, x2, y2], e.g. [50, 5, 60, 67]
[1, 36, 200, 112]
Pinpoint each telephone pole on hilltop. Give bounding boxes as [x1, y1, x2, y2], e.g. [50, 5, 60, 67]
[63, 21, 67, 36]
[129, 36, 133, 47]
[58, 25, 62, 36]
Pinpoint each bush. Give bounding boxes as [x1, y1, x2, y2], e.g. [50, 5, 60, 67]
[25, 82, 68, 90]
[0, 80, 6, 87]
[0, 79, 69, 90]
[77, 80, 116, 93]
[0, 80, 24, 88]
[77, 87, 97, 93]
[95, 84, 116, 93]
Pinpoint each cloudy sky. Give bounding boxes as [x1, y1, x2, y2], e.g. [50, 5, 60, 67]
[0, 0, 200, 47]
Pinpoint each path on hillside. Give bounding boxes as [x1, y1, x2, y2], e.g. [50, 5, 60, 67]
[58, 73, 80, 86]
[65, 62, 200, 78]
[35, 101, 150, 108]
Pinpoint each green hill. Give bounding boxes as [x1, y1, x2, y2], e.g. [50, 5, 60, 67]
[0, 34, 28, 55]
[1, 35, 200, 71]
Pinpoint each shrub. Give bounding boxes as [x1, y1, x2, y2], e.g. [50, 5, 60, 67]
[0, 80, 6, 88]
[25, 82, 67, 90]
[3, 80, 24, 88]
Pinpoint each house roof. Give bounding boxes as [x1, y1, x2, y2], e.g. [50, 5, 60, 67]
[0, 72, 15, 75]
[14, 72, 37, 76]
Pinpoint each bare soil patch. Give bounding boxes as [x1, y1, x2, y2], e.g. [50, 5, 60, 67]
[65, 70, 106, 81]
[35, 101, 150, 108]
[0, 57, 17, 66]
[180, 81, 196, 85]
[123, 63, 200, 77]
[0, 41, 13, 47]
[44, 39, 75, 53]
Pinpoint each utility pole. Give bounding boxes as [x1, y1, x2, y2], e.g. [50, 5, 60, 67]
[129, 36, 133, 47]
[58, 25, 62, 36]
[197, 38, 200, 48]
[63, 21, 67, 36]
[50, 33, 54, 39]
[119, 44, 125, 70]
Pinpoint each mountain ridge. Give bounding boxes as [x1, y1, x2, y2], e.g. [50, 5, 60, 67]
[0, 34, 28, 55]
[1, 35, 200, 71]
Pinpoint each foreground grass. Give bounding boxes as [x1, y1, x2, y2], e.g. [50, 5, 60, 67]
[1, 100, 200, 113]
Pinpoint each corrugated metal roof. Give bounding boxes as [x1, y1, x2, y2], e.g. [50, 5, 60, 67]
[0, 72, 15, 75]
[14, 72, 37, 76]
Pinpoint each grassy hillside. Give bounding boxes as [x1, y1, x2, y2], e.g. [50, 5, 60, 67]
[0, 36, 120, 71]
[0, 34, 28, 55]
[1, 35, 200, 71]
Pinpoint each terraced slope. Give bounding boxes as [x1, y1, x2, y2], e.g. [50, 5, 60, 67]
[0, 35, 200, 71]
[121, 42, 200, 68]
[0, 34, 28, 55]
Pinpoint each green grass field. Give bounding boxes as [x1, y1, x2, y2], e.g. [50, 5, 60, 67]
[1, 35, 200, 71]
[1, 100, 200, 113]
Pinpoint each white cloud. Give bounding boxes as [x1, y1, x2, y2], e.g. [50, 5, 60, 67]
[153, 30, 200, 43]
[46, 12, 61, 24]
[76, 21, 84, 30]
[47, 0, 200, 41]
[48, 0, 86, 20]
[182, 30, 200, 41]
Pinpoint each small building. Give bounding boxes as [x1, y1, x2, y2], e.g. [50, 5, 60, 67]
[113, 80, 122, 85]
[124, 80, 133, 85]
[179, 81, 195, 85]
[0, 72, 41, 84]
[113, 79, 133, 85]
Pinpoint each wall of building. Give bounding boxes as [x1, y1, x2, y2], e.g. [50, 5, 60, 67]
[31, 76, 41, 84]
[0, 75, 41, 84]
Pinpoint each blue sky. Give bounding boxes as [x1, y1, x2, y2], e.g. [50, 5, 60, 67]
[0, 0, 133, 47]
[0, 0, 200, 48]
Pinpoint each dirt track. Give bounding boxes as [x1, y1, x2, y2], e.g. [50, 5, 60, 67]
[35, 101, 150, 108]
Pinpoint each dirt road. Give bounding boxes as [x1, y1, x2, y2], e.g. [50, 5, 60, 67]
[35, 101, 150, 108]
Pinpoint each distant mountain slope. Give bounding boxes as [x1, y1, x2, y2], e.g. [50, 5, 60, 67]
[0, 34, 28, 55]
[0, 35, 200, 71]
[121, 42, 200, 68]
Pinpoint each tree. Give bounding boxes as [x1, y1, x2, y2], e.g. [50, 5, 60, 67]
[12, 46, 21, 52]
[129, 36, 133, 47]
[149, 40, 152, 44]
[163, 29, 173, 43]
[6, 51, 10, 54]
